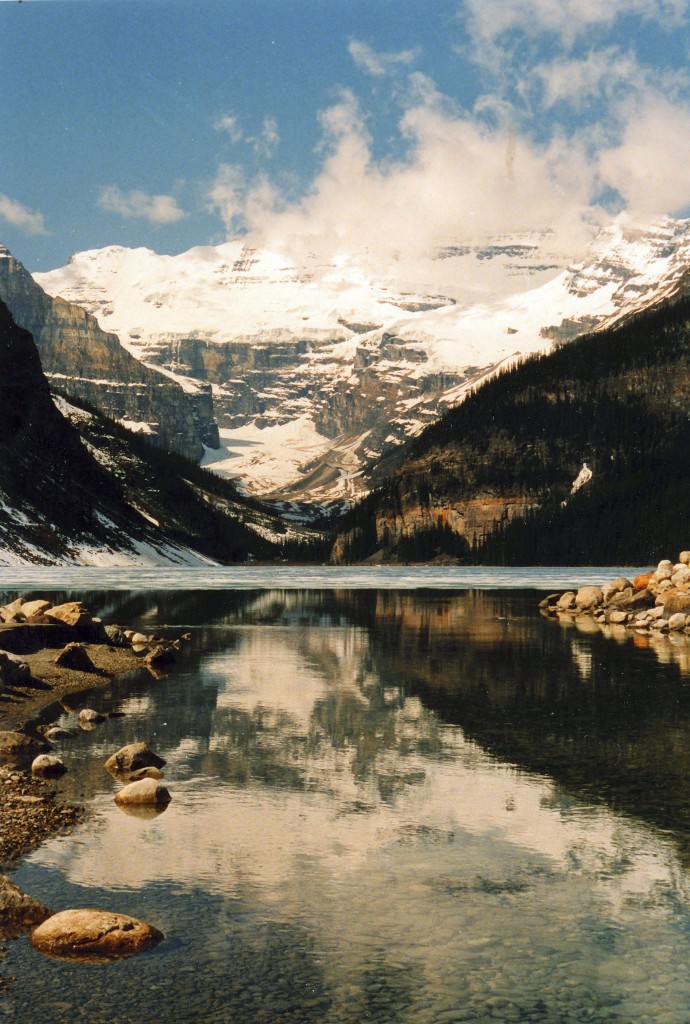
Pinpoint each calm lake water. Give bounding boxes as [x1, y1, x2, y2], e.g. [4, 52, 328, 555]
[4, 570, 690, 1023]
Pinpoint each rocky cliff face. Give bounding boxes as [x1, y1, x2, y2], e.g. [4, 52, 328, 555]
[0, 299, 314, 566]
[0, 247, 218, 462]
[34, 218, 690, 507]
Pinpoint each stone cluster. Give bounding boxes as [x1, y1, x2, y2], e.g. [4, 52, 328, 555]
[540, 551, 690, 634]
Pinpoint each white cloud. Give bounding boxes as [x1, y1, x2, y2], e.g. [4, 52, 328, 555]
[598, 95, 690, 217]
[348, 39, 420, 77]
[214, 112, 279, 158]
[463, 0, 688, 56]
[98, 186, 186, 224]
[0, 193, 48, 236]
[207, 87, 602, 299]
[214, 113, 243, 143]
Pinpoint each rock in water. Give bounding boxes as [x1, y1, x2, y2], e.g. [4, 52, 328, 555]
[128, 766, 165, 781]
[0, 731, 50, 759]
[78, 708, 106, 725]
[0, 875, 51, 939]
[104, 742, 166, 774]
[114, 778, 171, 806]
[30, 909, 164, 961]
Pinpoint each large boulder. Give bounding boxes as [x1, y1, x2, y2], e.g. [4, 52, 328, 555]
[0, 598, 26, 623]
[633, 572, 654, 591]
[662, 592, 690, 616]
[0, 649, 32, 688]
[114, 778, 171, 806]
[45, 601, 92, 628]
[55, 643, 98, 673]
[0, 875, 51, 939]
[30, 908, 164, 961]
[104, 742, 166, 775]
[575, 586, 603, 610]
[20, 599, 52, 621]
[556, 592, 577, 611]
[0, 731, 50, 760]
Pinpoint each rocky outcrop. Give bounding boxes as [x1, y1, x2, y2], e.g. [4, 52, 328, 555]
[540, 554, 690, 637]
[0, 246, 218, 461]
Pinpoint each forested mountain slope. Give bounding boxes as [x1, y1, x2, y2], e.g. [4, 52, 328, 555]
[332, 286, 690, 565]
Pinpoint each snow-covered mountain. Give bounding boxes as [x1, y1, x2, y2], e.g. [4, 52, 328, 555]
[35, 217, 690, 508]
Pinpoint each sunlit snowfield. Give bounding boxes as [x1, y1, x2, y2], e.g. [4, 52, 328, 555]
[4, 574, 690, 1023]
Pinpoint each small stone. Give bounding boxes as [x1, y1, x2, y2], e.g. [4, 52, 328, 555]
[44, 727, 73, 741]
[679, 550, 690, 565]
[633, 571, 654, 591]
[130, 632, 150, 646]
[557, 592, 577, 610]
[0, 731, 50, 758]
[608, 610, 628, 624]
[31, 754, 67, 775]
[145, 645, 176, 669]
[668, 612, 687, 631]
[78, 708, 106, 725]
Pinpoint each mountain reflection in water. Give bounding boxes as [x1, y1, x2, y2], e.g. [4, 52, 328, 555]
[7, 586, 690, 1024]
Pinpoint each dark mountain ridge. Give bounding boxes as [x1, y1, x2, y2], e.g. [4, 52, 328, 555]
[0, 299, 319, 565]
[332, 284, 690, 565]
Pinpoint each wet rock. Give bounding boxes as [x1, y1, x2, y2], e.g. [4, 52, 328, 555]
[556, 592, 576, 611]
[104, 741, 166, 774]
[114, 778, 171, 806]
[45, 601, 92, 628]
[128, 766, 164, 782]
[55, 643, 98, 673]
[103, 624, 128, 647]
[31, 754, 67, 775]
[43, 727, 73, 741]
[145, 645, 176, 669]
[30, 908, 164, 961]
[0, 874, 51, 939]
[130, 632, 150, 647]
[0, 731, 50, 758]
[78, 708, 106, 725]
[668, 612, 687, 631]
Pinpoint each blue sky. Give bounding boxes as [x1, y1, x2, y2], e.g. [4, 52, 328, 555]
[3, 0, 690, 278]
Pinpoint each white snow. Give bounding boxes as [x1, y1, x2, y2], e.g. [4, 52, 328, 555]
[201, 416, 332, 495]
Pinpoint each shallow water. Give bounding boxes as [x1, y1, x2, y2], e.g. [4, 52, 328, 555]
[4, 582, 690, 1023]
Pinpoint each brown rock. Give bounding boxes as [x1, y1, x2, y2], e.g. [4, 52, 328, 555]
[104, 742, 166, 775]
[145, 645, 176, 669]
[633, 572, 654, 591]
[575, 586, 603, 610]
[0, 598, 26, 622]
[30, 908, 164, 961]
[0, 731, 50, 758]
[55, 643, 98, 673]
[556, 592, 577, 611]
[46, 601, 92, 628]
[128, 766, 164, 782]
[114, 778, 171, 806]
[20, 599, 52, 620]
[0, 875, 51, 939]
[662, 592, 690, 616]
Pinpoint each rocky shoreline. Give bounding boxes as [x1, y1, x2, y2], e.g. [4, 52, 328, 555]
[539, 551, 690, 636]
[0, 595, 183, 875]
